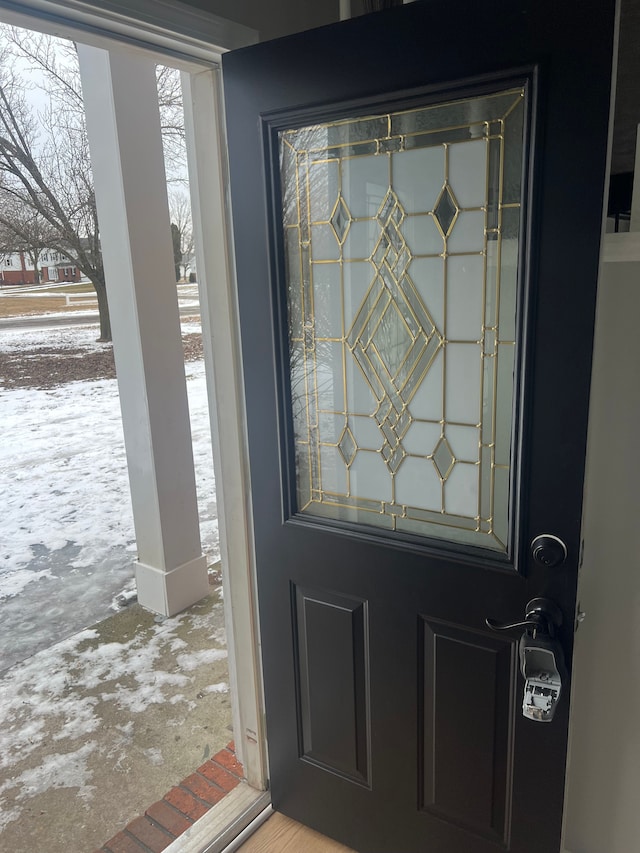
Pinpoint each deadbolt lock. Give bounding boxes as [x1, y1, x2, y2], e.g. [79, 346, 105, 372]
[531, 534, 567, 568]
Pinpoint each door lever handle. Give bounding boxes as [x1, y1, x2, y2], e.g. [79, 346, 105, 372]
[485, 598, 566, 723]
[485, 597, 562, 638]
[485, 616, 541, 633]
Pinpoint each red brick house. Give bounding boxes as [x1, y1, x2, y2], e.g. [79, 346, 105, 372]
[0, 249, 81, 285]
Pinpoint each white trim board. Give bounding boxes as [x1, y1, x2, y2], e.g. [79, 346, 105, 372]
[0, 0, 257, 67]
[182, 66, 267, 787]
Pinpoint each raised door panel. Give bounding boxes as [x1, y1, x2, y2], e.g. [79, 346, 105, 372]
[421, 618, 516, 843]
[293, 586, 371, 786]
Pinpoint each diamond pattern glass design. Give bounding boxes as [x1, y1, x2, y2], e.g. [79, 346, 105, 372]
[433, 185, 459, 237]
[432, 436, 455, 481]
[330, 195, 352, 244]
[338, 426, 357, 467]
[280, 87, 526, 551]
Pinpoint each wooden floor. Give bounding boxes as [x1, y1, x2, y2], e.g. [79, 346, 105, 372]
[237, 812, 356, 852]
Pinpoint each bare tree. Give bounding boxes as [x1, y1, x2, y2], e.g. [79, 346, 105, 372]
[157, 64, 189, 185]
[168, 189, 194, 279]
[0, 26, 188, 341]
[0, 29, 108, 337]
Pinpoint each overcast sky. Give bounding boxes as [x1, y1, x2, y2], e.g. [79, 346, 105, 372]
[1, 26, 69, 110]
[0, 22, 189, 187]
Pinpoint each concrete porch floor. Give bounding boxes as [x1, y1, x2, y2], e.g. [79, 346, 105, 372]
[0, 580, 234, 852]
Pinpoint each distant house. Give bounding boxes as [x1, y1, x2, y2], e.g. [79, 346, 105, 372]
[181, 252, 197, 282]
[0, 249, 81, 285]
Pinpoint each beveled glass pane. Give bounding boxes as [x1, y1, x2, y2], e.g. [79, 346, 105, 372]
[434, 186, 458, 236]
[350, 415, 381, 450]
[392, 146, 444, 213]
[309, 159, 339, 222]
[402, 215, 443, 256]
[410, 257, 444, 331]
[350, 450, 393, 502]
[371, 300, 414, 377]
[343, 220, 376, 260]
[395, 456, 441, 511]
[319, 412, 346, 443]
[389, 89, 524, 139]
[444, 462, 479, 518]
[343, 262, 373, 326]
[495, 344, 516, 467]
[316, 341, 344, 411]
[402, 420, 441, 456]
[281, 140, 298, 227]
[311, 223, 340, 261]
[498, 206, 520, 342]
[408, 348, 443, 421]
[447, 210, 485, 253]
[280, 86, 526, 552]
[446, 424, 480, 464]
[448, 139, 488, 208]
[313, 263, 342, 339]
[330, 196, 352, 244]
[342, 154, 388, 217]
[445, 343, 482, 423]
[446, 256, 484, 340]
[320, 445, 348, 494]
[503, 97, 525, 205]
[433, 437, 456, 481]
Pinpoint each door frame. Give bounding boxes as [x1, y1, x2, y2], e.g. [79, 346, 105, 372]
[4, 3, 620, 852]
[0, 0, 268, 795]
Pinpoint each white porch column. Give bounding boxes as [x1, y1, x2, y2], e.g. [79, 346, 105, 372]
[77, 44, 209, 616]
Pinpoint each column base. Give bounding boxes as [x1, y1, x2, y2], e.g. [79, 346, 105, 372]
[135, 554, 210, 616]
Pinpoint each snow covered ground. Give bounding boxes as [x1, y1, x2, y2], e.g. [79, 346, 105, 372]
[0, 321, 218, 671]
[0, 592, 232, 851]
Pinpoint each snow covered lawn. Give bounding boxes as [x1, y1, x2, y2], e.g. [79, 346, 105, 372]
[0, 320, 232, 853]
[0, 592, 232, 852]
[0, 322, 218, 670]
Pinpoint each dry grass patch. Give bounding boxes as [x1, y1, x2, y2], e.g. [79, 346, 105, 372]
[0, 294, 97, 319]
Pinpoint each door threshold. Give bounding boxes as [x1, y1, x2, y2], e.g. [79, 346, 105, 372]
[164, 787, 271, 853]
[218, 802, 273, 853]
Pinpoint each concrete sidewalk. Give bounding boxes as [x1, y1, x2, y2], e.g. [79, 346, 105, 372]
[0, 585, 233, 853]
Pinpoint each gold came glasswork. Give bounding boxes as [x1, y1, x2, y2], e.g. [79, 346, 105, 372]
[280, 87, 526, 551]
